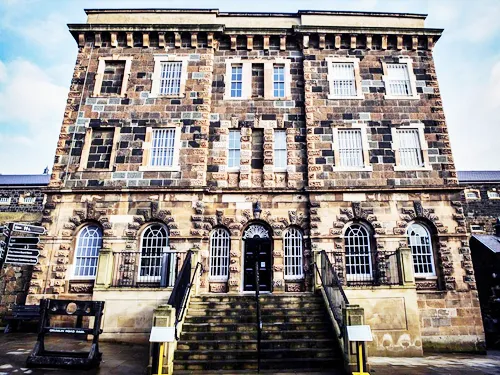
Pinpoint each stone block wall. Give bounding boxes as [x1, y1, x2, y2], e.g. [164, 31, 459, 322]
[0, 188, 45, 213]
[460, 183, 500, 234]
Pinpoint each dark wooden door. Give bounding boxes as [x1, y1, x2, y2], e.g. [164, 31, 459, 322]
[243, 239, 272, 292]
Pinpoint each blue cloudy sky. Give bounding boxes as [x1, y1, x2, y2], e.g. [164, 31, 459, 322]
[0, 0, 499, 174]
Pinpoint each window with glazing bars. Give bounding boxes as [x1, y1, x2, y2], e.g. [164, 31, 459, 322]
[231, 65, 243, 98]
[139, 224, 169, 282]
[407, 223, 435, 276]
[74, 225, 102, 278]
[274, 130, 287, 169]
[228, 130, 241, 168]
[273, 65, 285, 98]
[331, 62, 356, 97]
[397, 129, 423, 167]
[150, 128, 176, 167]
[284, 228, 303, 279]
[159, 62, 182, 95]
[338, 129, 364, 168]
[386, 63, 412, 96]
[209, 228, 230, 280]
[344, 223, 373, 279]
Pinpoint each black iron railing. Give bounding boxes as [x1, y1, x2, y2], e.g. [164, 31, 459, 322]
[167, 251, 202, 340]
[325, 250, 401, 287]
[315, 250, 349, 336]
[255, 262, 262, 373]
[111, 251, 187, 288]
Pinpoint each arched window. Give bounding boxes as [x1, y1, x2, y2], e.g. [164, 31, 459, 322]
[74, 225, 102, 279]
[140, 223, 169, 282]
[209, 228, 230, 281]
[284, 227, 303, 280]
[407, 223, 435, 277]
[344, 223, 373, 281]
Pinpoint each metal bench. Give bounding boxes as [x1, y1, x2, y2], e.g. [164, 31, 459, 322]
[4, 305, 40, 333]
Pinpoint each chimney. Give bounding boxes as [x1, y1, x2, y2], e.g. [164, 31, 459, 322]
[495, 218, 500, 237]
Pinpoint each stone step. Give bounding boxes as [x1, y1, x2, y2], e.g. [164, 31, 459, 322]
[188, 301, 324, 309]
[187, 307, 326, 317]
[176, 338, 336, 351]
[174, 348, 337, 361]
[180, 329, 333, 341]
[184, 313, 328, 324]
[174, 370, 345, 375]
[173, 357, 343, 371]
[181, 322, 331, 333]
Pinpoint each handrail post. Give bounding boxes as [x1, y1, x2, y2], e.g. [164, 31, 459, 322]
[255, 261, 261, 373]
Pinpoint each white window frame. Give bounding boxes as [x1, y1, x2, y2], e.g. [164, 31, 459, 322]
[21, 196, 36, 205]
[332, 123, 372, 171]
[72, 225, 103, 280]
[138, 224, 172, 283]
[227, 129, 241, 172]
[93, 56, 133, 97]
[470, 224, 484, 233]
[392, 123, 431, 171]
[284, 227, 304, 280]
[209, 228, 231, 281]
[273, 129, 287, 172]
[273, 64, 286, 98]
[344, 223, 373, 282]
[151, 55, 189, 98]
[223, 58, 291, 100]
[488, 190, 500, 199]
[140, 126, 181, 172]
[407, 222, 436, 278]
[464, 189, 481, 200]
[0, 197, 12, 205]
[326, 56, 364, 100]
[382, 58, 419, 100]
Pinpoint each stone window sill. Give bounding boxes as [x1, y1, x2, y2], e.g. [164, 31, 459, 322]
[332, 166, 373, 172]
[328, 95, 365, 100]
[384, 94, 420, 100]
[394, 166, 432, 172]
[139, 166, 181, 172]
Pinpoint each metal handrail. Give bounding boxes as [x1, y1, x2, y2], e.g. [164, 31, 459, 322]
[315, 250, 349, 337]
[167, 250, 202, 340]
[255, 262, 262, 373]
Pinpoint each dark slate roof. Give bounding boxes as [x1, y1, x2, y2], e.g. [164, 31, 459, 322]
[472, 234, 500, 254]
[457, 171, 500, 184]
[0, 174, 50, 186]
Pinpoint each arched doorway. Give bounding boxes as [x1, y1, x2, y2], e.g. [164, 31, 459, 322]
[242, 224, 272, 292]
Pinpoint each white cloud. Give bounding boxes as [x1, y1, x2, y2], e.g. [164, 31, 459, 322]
[15, 13, 73, 51]
[489, 60, 500, 109]
[0, 61, 6, 82]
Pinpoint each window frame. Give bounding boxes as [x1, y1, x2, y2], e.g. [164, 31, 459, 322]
[326, 56, 364, 100]
[273, 129, 287, 172]
[72, 224, 103, 280]
[209, 227, 231, 282]
[150, 55, 189, 98]
[0, 197, 12, 205]
[407, 222, 437, 278]
[20, 196, 36, 205]
[344, 222, 374, 282]
[138, 223, 172, 284]
[273, 64, 286, 99]
[382, 58, 420, 100]
[464, 189, 481, 200]
[488, 190, 500, 199]
[93, 56, 133, 98]
[332, 123, 372, 171]
[284, 227, 304, 281]
[78, 127, 120, 172]
[227, 129, 241, 172]
[140, 126, 182, 172]
[391, 123, 431, 171]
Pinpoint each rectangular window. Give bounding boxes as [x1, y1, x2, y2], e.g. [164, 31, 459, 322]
[338, 129, 364, 168]
[86, 129, 114, 169]
[331, 62, 356, 97]
[274, 130, 287, 169]
[231, 65, 243, 98]
[150, 128, 176, 167]
[100, 61, 126, 96]
[397, 129, 423, 167]
[159, 62, 182, 95]
[386, 64, 412, 96]
[228, 130, 241, 169]
[0, 197, 11, 204]
[273, 65, 285, 98]
[22, 197, 36, 204]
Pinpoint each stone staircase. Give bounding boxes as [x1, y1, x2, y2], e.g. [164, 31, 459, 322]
[173, 293, 346, 374]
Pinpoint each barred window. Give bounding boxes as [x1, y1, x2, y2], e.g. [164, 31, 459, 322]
[344, 223, 373, 280]
[74, 225, 102, 279]
[407, 223, 435, 277]
[273, 65, 285, 98]
[396, 129, 423, 167]
[338, 129, 364, 168]
[209, 228, 230, 281]
[159, 62, 182, 95]
[231, 65, 243, 98]
[139, 224, 169, 282]
[274, 130, 287, 169]
[284, 227, 303, 280]
[331, 62, 356, 97]
[228, 130, 241, 169]
[150, 128, 176, 167]
[386, 64, 412, 96]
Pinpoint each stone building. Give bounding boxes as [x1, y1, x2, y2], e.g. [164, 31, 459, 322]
[0, 173, 49, 316]
[26, 8, 484, 362]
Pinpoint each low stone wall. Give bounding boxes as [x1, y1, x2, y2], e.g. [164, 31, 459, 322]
[93, 288, 172, 343]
